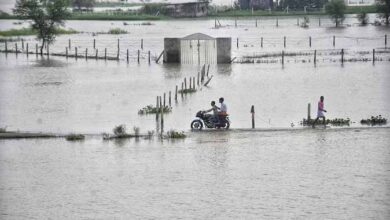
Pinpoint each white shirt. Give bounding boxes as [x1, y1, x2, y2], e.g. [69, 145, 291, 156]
[220, 103, 227, 113]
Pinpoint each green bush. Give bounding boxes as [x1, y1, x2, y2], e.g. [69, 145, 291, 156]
[167, 130, 186, 139]
[360, 115, 387, 125]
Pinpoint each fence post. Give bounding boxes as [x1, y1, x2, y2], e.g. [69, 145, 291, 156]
[341, 48, 344, 63]
[141, 39, 143, 50]
[104, 48, 107, 60]
[309, 36, 312, 47]
[255, 19, 258, 27]
[181, 83, 184, 97]
[184, 78, 187, 90]
[15, 43, 18, 54]
[251, 105, 255, 129]
[197, 72, 200, 86]
[163, 93, 166, 107]
[126, 49, 129, 62]
[175, 85, 178, 101]
[333, 36, 335, 47]
[276, 18, 278, 27]
[26, 43, 29, 57]
[281, 50, 284, 65]
[85, 48, 88, 60]
[47, 44, 49, 57]
[193, 77, 195, 89]
[261, 37, 263, 48]
[385, 34, 387, 48]
[235, 18, 237, 27]
[35, 44, 38, 56]
[156, 96, 159, 120]
[169, 91, 171, 106]
[307, 103, 311, 121]
[5, 40, 7, 53]
[372, 49, 375, 64]
[137, 50, 140, 63]
[22, 39, 24, 50]
[93, 39, 96, 49]
[66, 47, 68, 58]
[148, 50, 151, 64]
[96, 49, 98, 60]
[237, 38, 239, 49]
[75, 47, 78, 60]
[284, 36, 286, 48]
[314, 50, 317, 65]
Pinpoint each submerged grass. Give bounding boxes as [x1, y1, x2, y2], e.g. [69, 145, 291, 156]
[166, 130, 186, 139]
[0, 27, 78, 37]
[300, 118, 351, 126]
[65, 133, 85, 141]
[360, 115, 387, 126]
[138, 105, 172, 115]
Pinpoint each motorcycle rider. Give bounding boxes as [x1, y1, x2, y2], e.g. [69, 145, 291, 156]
[205, 101, 219, 124]
[218, 97, 228, 123]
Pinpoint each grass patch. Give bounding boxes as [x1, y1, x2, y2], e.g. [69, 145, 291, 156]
[360, 115, 387, 126]
[166, 130, 186, 139]
[138, 105, 172, 115]
[300, 118, 351, 126]
[179, 88, 197, 94]
[65, 133, 85, 141]
[69, 12, 167, 21]
[0, 27, 78, 37]
[107, 28, 128, 34]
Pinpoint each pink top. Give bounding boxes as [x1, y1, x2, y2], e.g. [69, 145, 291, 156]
[318, 101, 324, 112]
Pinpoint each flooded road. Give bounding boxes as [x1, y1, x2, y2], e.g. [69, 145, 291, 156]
[1, 128, 390, 219]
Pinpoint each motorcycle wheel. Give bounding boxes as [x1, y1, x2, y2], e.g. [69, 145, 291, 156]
[191, 120, 203, 130]
[224, 121, 230, 129]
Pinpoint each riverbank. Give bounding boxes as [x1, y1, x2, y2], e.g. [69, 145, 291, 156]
[0, 6, 378, 21]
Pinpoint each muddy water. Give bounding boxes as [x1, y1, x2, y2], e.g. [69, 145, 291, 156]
[0, 128, 390, 219]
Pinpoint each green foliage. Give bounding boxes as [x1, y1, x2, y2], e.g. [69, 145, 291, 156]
[325, 0, 346, 27]
[113, 124, 126, 135]
[361, 115, 387, 125]
[13, 0, 71, 53]
[357, 11, 368, 25]
[65, 133, 85, 141]
[138, 105, 172, 115]
[107, 28, 127, 34]
[0, 27, 77, 37]
[376, 0, 390, 25]
[301, 118, 351, 126]
[166, 130, 186, 139]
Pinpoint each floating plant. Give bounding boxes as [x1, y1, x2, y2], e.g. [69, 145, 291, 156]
[138, 105, 172, 115]
[360, 115, 387, 126]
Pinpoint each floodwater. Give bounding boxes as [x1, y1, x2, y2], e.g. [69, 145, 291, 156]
[1, 18, 390, 219]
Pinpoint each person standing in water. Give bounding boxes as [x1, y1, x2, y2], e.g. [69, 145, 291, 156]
[313, 96, 327, 128]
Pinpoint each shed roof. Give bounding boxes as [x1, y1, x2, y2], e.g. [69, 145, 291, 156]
[182, 33, 215, 40]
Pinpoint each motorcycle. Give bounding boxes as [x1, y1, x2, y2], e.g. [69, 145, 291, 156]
[190, 111, 230, 130]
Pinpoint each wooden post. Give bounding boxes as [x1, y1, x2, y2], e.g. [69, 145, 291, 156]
[75, 47, 78, 60]
[284, 36, 286, 48]
[68, 39, 71, 49]
[276, 18, 278, 27]
[189, 77, 192, 89]
[255, 19, 258, 27]
[104, 48, 107, 60]
[385, 34, 387, 48]
[373, 49, 375, 63]
[215, 19, 217, 28]
[341, 48, 344, 63]
[66, 47, 68, 58]
[175, 85, 178, 101]
[197, 72, 200, 86]
[309, 36, 312, 47]
[26, 43, 29, 57]
[314, 50, 317, 65]
[281, 50, 284, 65]
[207, 64, 210, 77]
[141, 39, 143, 50]
[307, 103, 311, 121]
[96, 49, 98, 60]
[40, 44, 43, 56]
[156, 96, 159, 120]
[93, 39, 96, 49]
[47, 44, 49, 57]
[160, 101, 164, 134]
[35, 44, 38, 56]
[148, 50, 151, 64]
[181, 83, 184, 97]
[5, 40, 7, 53]
[137, 50, 140, 63]
[159, 96, 162, 109]
[251, 105, 255, 129]
[21, 39, 24, 50]
[126, 49, 129, 62]
[163, 93, 166, 107]
[169, 91, 171, 106]
[333, 36, 335, 47]
[235, 18, 237, 27]
[261, 37, 263, 48]
[15, 43, 18, 54]
[85, 48, 88, 60]
[184, 78, 187, 90]
[192, 77, 195, 89]
[237, 38, 239, 48]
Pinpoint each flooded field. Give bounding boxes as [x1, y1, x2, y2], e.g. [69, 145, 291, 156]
[1, 17, 390, 219]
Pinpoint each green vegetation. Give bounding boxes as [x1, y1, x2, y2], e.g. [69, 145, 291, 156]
[0, 27, 78, 37]
[179, 88, 197, 94]
[107, 28, 127, 34]
[69, 12, 165, 21]
[113, 124, 126, 136]
[360, 115, 387, 125]
[0, 127, 6, 133]
[301, 118, 351, 126]
[65, 133, 85, 141]
[357, 11, 369, 25]
[376, 0, 390, 25]
[94, 1, 143, 7]
[325, 0, 346, 27]
[138, 105, 172, 115]
[13, 0, 71, 54]
[166, 130, 186, 139]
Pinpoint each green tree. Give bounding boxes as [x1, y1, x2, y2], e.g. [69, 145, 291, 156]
[325, 0, 346, 27]
[278, 0, 328, 10]
[72, 0, 95, 10]
[376, 0, 390, 25]
[357, 11, 368, 25]
[13, 0, 70, 54]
